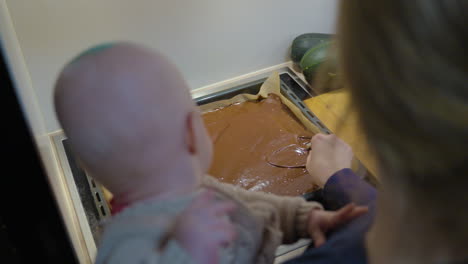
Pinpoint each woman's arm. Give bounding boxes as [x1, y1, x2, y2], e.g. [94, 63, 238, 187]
[286, 169, 376, 264]
[284, 134, 377, 264]
[322, 168, 376, 210]
[305, 134, 376, 209]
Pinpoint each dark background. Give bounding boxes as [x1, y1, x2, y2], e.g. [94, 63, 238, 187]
[0, 47, 77, 263]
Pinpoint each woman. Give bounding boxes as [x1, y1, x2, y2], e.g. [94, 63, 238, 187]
[290, 0, 468, 263]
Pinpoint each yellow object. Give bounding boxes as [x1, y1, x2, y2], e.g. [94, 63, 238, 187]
[102, 186, 114, 207]
[304, 89, 379, 179]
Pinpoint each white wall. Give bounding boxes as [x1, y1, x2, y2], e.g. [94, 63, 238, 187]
[5, 0, 337, 133]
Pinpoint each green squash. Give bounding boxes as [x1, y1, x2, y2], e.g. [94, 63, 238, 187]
[301, 41, 339, 89]
[290, 33, 331, 64]
[300, 41, 332, 72]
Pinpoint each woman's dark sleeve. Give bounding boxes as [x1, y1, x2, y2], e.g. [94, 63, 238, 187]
[285, 168, 377, 264]
[321, 168, 376, 210]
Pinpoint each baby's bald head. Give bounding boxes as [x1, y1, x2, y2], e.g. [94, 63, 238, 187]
[54, 43, 209, 195]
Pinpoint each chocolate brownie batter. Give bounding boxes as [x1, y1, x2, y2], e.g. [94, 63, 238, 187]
[203, 94, 318, 196]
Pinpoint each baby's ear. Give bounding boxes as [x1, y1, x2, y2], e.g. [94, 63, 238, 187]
[185, 111, 198, 155]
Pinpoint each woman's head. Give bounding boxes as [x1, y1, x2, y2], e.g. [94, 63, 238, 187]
[334, 0, 468, 260]
[336, 0, 468, 183]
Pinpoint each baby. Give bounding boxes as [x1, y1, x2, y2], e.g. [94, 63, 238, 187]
[54, 43, 367, 264]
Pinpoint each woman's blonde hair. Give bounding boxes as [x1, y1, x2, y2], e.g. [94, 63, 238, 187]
[335, 0, 468, 183]
[327, 2, 468, 245]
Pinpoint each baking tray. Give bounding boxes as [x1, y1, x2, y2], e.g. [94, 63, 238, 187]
[195, 70, 369, 201]
[52, 133, 111, 244]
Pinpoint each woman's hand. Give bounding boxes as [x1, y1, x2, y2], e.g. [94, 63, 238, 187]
[306, 134, 354, 187]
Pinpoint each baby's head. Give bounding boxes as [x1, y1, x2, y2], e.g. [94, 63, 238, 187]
[54, 43, 213, 201]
